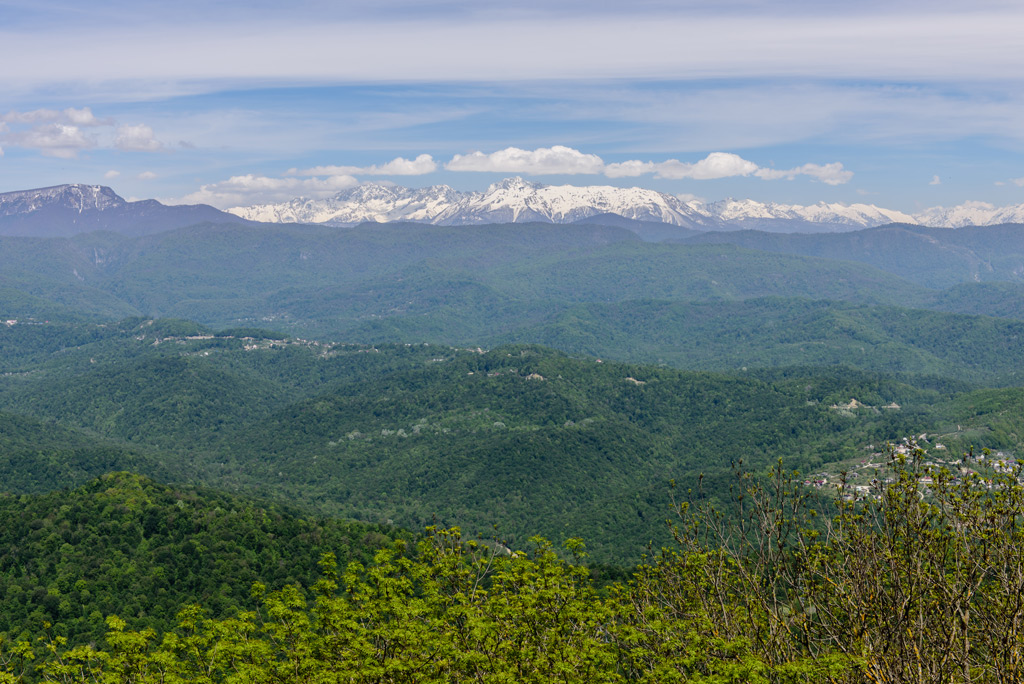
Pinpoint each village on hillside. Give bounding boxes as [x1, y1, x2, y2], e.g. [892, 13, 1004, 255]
[805, 431, 1020, 501]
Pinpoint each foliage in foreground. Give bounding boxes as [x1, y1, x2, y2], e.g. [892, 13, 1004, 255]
[0, 473, 404, 646]
[4, 446, 1024, 683]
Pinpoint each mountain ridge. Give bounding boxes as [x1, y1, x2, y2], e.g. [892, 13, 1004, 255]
[0, 184, 253, 238]
[225, 177, 1024, 231]
[4, 181, 1024, 237]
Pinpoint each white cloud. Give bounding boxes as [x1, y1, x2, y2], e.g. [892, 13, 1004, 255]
[179, 173, 359, 208]
[1, 107, 106, 126]
[442, 147, 849, 184]
[446, 146, 605, 175]
[115, 124, 162, 152]
[929, 175, 942, 185]
[138, 171, 157, 180]
[9, 123, 94, 158]
[0, 107, 166, 159]
[104, 169, 120, 179]
[2, 108, 61, 124]
[1011, 177, 1024, 187]
[601, 160, 654, 178]
[754, 162, 854, 185]
[605, 154, 762, 180]
[4, 10, 1024, 87]
[650, 153, 760, 180]
[294, 154, 437, 176]
[63, 107, 106, 127]
[176, 147, 854, 209]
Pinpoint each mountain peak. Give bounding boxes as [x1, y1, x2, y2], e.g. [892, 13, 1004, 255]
[0, 184, 244, 238]
[0, 184, 125, 216]
[486, 176, 543, 193]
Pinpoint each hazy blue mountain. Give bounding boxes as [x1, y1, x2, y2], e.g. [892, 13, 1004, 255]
[0, 184, 253, 238]
[683, 224, 1024, 289]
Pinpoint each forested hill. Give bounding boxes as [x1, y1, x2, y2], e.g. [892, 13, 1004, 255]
[3, 317, 1024, 562]
[0, 472, 405, 646]
[5, 221, 1024, 387]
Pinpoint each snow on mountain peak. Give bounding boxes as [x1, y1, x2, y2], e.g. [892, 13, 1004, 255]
[914, 201, 1024, 228]
[486, 176, 542, 192]
[222, 178, 1024, 230]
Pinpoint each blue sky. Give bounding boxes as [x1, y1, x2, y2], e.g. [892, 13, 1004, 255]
[2, 0, 1024, 211]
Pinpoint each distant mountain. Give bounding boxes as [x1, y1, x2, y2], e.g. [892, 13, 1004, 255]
[6, 181, 1024, 236]
[707, 198, 918, 231]
[226, 177, 1024, 232]
[914, 201, 1024, 228]
[682, 223, 1024, 289]
[230, 177, 716, 230]
[0, 184, 251, 237]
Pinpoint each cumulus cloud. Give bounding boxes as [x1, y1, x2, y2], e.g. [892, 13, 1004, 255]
[443, 146, 851, 184]
[446, 146, 605, 175]
[0, 107, 164, 157]
[606, 152, 761, 180]
[179, 173, 359, 208]
[293, 154, 437, 176]
[9, 123, 95, 158]
[930, 175, 942, 185]
[753, 162, 854, 185]
[115, 124, 163, 152]
[601, 159, 655, 178]
[176, 146, 854, 209]
[138, 171, 157, 180]
[64, 107, 107, 127]
[104, 169, 120, 179]
[1011, 177, 1024, 187]
[1, 107, 107, 127]
[663, 153, 762, 180]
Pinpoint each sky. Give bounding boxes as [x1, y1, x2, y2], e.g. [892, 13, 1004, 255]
[2, 0, 1024, 212]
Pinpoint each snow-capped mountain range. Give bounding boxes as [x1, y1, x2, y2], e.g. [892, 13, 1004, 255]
[227, 177, 1024, 231]
[3, 181, 1024, 238]
[230, 178, 717, 229]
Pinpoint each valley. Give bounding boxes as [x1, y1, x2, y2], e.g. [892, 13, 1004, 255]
[3, 183, 1024, 676]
